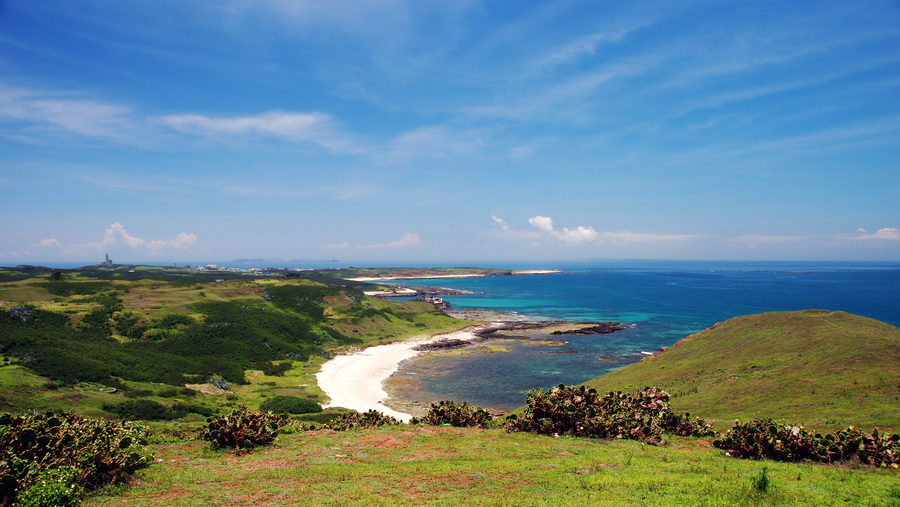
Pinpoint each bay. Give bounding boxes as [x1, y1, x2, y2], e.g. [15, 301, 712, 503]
[388, 260, 900, 411]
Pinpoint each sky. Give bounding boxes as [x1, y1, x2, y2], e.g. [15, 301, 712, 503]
[1, 0, 898, 265]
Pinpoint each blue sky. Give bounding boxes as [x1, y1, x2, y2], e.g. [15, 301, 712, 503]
[1, 0, 898, 265]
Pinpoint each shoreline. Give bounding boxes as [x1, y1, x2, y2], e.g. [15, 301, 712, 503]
[315, 324, 497, 423]
[346, 269, 561, 282]
[315, 317, 624, 422]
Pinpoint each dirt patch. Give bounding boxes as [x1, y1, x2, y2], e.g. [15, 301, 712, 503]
[357, 432, 412, 449]
[184, 383, 227, 395]
[399, 448, 458, 461]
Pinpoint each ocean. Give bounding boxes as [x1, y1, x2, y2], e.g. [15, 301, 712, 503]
[387, 260, 900, 411]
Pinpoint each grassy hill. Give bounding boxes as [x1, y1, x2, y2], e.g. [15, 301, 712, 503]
[0, 267, 470, 419]
[583, 310, 900, 432]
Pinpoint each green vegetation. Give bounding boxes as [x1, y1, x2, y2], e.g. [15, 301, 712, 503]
[507, 385, 716, 444]
[258, 395, 322, 415]
[584, 310, 900, 431]
[714, 418, 899, 466]
[414, 400, 494, 428]
[0, 268, 469, 421]
[82, 427, 898, 506]
[322, 410, 403, 431]
[2, 267, 898, 505]
[199, 406, 288, 451]
[0, 411, 153, 506]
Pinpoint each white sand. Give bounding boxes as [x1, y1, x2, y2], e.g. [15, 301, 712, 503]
[511, 269, 561, 275]
[316, 325, 492, 423]
[346, 274, 488, 282]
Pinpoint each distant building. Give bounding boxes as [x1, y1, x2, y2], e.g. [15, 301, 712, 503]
[104, 254, 113, 266]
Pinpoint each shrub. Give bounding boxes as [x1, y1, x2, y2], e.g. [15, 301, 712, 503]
[200, 406, 288, 451]
[105, 399, 172, 420]
[0, 411, 152, 506]
[506, 385, 715, 444]
[250, 361, 292, 376]
[154, 313, 195, 329]
[323, 410, 402, 431]
[13, 466, 82, 507]
[415, 400, 493, 428]
[259, 396, 322, 415]
[713, 418, 900, 466]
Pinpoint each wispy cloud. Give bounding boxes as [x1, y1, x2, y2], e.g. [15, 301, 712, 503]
[383, 125, 491, 162]
[598, 231, 699, 245]
[729, 234, 808, 244]
[321, 233, 422, 250]
[531, 23, 648, 70]
[36, 223, 198, 257]
[157, 111, 363, 154]
[491, 215, 509, 231]
[0, 84, 140, 143]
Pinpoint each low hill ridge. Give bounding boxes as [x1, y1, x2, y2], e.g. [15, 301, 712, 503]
[585, 310, 899, 431]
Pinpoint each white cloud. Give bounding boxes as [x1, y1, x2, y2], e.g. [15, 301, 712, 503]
[158, 111, 361, 154]
[363, 233, 422, 249]
[855, 227, 900, 240]
[535, 26, 640, 69]
[36, 223, 198, 257]
[0, 84, 139, 142]
[319, 241, 350, 249]
[491, 215, 509, 230]
[528, 215, 598, 244]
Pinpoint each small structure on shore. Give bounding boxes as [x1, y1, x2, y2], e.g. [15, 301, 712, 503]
[418, 296, 450, 309]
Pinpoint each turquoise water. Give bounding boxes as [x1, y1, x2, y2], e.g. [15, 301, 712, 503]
[391, 261, 900, 410]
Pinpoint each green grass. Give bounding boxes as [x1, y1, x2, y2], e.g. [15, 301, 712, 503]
[84, 426, 900, 506]
[0, 271, 474, 419]
[584, 310, 900, 432]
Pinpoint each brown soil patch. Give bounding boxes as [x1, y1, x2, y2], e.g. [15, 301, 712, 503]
[184, 383, 227, 395]
[399, 448, 458, 461]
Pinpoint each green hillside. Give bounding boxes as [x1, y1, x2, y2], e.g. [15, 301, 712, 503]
[0, 267, 470, 418]
[584, 310, 900, 432]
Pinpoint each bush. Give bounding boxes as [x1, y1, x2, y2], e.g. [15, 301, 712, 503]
[259, 396, 322, 415]
[250, 361, 292, 376]
[13, 466, 82, 507]
[414, 400, 493, 428]
[323, 410, 402, 431]
[506, 385, 715, 444]
[200, 406, 288, 451]
[105, 399, 172, 420]
[0, 411, 152, 506]
[713, 418, 900, 466]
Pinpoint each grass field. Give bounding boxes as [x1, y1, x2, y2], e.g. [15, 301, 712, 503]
[84, 426, 900, 506]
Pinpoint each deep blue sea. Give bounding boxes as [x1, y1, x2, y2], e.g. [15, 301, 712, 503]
[389, 261, 900, 411]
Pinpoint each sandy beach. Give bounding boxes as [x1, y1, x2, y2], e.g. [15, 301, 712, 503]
[316, 325, 494, 423]
[346, 270, 560, 282]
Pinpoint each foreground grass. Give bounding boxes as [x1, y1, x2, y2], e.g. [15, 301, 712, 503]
[85, 426, 899, 506]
